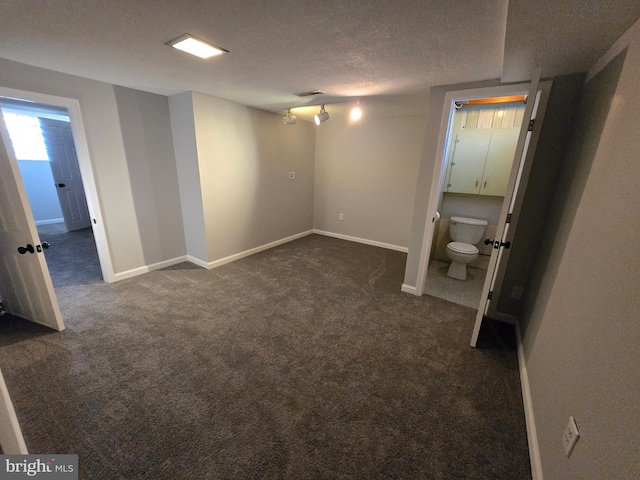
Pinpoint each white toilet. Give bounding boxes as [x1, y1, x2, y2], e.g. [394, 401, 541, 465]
[446, 216, 488, 280]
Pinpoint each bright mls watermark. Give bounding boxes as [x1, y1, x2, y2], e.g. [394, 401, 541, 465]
[1, 455, 77, 479]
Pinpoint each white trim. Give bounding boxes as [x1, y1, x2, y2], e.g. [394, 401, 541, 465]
[401, 283, 419, 295]
[312, 229, 408, 253]
[186, 255, 209, 269]
[112, 255, 188, 282]
[0, 368, 28, 454]
[205, 230, 314, 269]
[516, 321, 543, 480]
[34, 218, 64, 226]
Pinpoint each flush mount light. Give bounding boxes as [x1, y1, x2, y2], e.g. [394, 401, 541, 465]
[166, 33, 228, 59]
[314, 105, 329, 125]
[282, 108, 297, 125]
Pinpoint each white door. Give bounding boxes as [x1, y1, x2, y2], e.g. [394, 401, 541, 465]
[40, 118, 91, 232]
[470, 71, 542, 347]
[0, 114, 64, 331]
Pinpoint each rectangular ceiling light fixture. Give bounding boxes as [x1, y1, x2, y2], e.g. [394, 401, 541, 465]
[166, 33, 228, 59]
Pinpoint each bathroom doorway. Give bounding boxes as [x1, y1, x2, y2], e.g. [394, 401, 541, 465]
[424, 98, 526, 308]
[415, 76, 552, 345]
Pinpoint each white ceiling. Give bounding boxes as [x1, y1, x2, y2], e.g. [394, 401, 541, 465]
[1, 0, 639, 114]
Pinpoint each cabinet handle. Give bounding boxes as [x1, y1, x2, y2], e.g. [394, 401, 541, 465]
[484, 181, 487, 189]
[475, 180, 479, 188]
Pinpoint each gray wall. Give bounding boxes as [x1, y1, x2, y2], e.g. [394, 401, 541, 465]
[169, 92, 315, 265]
[168, 92, 208, 262]
[313, 101, 426, 248]
[521, 24, 639, 479]
[114, 86, 186, 266]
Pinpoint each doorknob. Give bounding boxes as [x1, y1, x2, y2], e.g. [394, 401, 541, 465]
[55, 183, 66, 188]
[484, 238, 511, 249]
[36, 242, 50, 253]
[17, 244, 35, 254]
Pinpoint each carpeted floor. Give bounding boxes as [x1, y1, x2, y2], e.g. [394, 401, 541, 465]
[0, 234, 531, 479]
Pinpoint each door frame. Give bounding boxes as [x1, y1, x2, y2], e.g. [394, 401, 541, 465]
[412, 83, 533, 298]
[0, 86, 114, 283]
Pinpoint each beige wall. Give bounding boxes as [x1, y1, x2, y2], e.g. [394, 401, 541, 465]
[313, 100, 426, 248]
[170, 92, 315, 264]
[521, 20, 640, 479]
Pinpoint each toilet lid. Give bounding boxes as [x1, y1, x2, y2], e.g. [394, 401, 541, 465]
[448, 242, 479, 254]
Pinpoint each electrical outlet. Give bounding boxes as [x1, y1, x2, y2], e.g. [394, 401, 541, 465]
[339, 213, 344, 221]
[289, 172, 295, 179]
[562, 416, 580, 457]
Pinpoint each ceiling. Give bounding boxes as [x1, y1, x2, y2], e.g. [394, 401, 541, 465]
[1, 0, 639, 115]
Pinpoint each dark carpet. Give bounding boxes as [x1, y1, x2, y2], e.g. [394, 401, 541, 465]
[37, 223, 103, 287]
[0, 234, 531, 479]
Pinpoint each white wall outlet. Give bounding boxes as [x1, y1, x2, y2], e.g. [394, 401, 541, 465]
[289, 171, 295, 179]
[511, 285, 525, 300]
[562, 416, 580, 457]
[339, 213, 344, 221]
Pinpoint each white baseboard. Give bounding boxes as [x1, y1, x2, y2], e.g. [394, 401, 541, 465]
[401, 283, 419, 296]
[35, 218, 64, 226]
[186, 255, 209, 269]
[516, 321, 543, 480]
[491, 311, 518, 325]
[312, 229, 408, 253]
[205, 230, 314, 269]
[112, 255, 188, 282]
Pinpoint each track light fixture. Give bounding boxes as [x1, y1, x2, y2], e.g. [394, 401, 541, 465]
[282, 108, 297, 125]
[314, 105, 330, 125]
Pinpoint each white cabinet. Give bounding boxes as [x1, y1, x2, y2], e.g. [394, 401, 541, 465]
[446, 126, 520, 197]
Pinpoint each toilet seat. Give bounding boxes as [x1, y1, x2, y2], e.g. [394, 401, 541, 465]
[447, 242, 478, 255]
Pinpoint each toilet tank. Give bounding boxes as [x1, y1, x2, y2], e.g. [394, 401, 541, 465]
[449, 216, 488, 244]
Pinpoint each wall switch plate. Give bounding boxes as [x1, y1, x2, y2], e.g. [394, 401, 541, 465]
[289, 172, 295, 179]
[339, 213, 344, 221]
[563, 416, 580, 457]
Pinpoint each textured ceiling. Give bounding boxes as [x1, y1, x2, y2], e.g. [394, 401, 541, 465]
[1, 1, 639, 114]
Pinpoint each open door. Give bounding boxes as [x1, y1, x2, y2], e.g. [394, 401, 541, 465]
[0, 112, 64, 331]
[470, 70, 544, 347]
[40, 118, 91, 232]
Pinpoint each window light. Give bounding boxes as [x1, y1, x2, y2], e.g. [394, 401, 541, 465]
[166, 34, 228, 59]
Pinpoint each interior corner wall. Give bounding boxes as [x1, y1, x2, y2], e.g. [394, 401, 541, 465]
[313, 105, 426, 248]
[168, 92, 208, 262]
[113, 86, 186, 266]
[190, 92, 315, 263]
[520, 20, 640, 479]
[0, 58, 149, 274]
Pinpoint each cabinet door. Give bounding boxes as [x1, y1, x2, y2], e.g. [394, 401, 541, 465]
[480, 127, 520, 196]
[446, 130, 491, 194]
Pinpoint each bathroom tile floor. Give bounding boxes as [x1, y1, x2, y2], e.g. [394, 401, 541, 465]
[424, 259, 487, 309]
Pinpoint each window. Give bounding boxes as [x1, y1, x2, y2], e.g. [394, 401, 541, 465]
[2, 113, 49, 161]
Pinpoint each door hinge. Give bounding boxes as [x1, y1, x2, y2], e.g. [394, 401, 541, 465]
[487, 291, 493, 300]
[528, 119, 535, 131]
[506, 213, 512, 223]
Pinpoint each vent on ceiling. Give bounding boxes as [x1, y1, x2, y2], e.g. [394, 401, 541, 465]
[296, 90, 325, 97]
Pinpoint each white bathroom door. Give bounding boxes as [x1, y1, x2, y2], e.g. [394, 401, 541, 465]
[0, 110, 64, 331]
[470, 70, 543, 347]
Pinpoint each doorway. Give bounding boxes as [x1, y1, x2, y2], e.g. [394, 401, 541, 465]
[424, 98, 526, 308]
[0, 86, 114, 288]
[0, 99, 102, 287]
